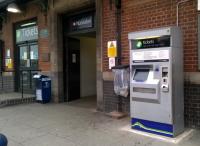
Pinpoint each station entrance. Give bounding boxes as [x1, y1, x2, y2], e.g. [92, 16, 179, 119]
[63, 9, 96, 108]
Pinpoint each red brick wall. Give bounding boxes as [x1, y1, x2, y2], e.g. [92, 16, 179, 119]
[2, 3, 50, 71]
[103, 0, 198, 72]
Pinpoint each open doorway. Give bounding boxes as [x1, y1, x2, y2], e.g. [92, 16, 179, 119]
[63, 9, 96, 108]
[63, 33, 96, 108]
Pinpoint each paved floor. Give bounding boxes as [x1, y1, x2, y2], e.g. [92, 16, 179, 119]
[0, 97, 199, 146]
[0, 92, 35, 101]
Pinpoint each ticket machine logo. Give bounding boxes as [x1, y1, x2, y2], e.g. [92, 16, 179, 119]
[136, 41, 142, 48]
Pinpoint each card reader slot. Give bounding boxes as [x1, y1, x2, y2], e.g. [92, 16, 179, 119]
[133, 87, 156, 94]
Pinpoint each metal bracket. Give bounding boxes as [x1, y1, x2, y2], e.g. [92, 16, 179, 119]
[114, 0, 121, 9]
[0, 11, 7, 23]
[34, 0, 49, 13]
[109, 0, 121, 10]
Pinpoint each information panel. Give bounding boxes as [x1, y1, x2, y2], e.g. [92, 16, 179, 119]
[132, 36, 170, 49]
[132, 50, 169, 61]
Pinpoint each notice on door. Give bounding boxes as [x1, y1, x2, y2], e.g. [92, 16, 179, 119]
[72, 54, 76, 63]
[23, 52, 28, 60]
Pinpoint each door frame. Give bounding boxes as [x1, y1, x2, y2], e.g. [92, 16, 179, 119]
[13, 18, 38, 92]
[63, 8, 96, 102]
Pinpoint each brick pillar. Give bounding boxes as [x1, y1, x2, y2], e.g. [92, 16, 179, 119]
[96, 0, 104, 111]
[48, 10, 64, 103]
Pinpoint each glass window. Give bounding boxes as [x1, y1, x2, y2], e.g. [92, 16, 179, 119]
[30, 44, 38, 68]
[20, 46, 29, 67]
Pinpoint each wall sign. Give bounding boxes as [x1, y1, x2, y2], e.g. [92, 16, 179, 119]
[16, 26, 38, 43]
[68, 12, 95, 32]
[40, 29, 49, 38]
[5, 58, 12, 69]
[6, 49, 10, 58]
[109, 58, 115, 69]
[107, 41, 117, 58]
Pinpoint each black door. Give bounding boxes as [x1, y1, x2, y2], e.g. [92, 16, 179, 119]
[17, 42, 39, 92]
[64, 38, 80, 102]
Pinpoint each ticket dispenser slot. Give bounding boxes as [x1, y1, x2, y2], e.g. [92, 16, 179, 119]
[161, 67, 169, 92]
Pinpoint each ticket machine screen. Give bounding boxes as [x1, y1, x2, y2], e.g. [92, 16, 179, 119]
[133, 69, 149, 82]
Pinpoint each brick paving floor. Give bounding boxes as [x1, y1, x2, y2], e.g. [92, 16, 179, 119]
[0, 96, 199, 146]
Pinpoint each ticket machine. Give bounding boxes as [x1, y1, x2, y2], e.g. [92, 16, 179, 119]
[129, 27, 184, 137]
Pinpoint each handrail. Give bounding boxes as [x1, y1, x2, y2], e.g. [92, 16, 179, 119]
[0, 70, 15, 90]
[0, 69, 42, 99]
[19, 69, 42, 72]
[19, 69, 42, 99]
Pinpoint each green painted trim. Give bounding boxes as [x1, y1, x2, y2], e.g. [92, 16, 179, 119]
[132, 122, 173, 136]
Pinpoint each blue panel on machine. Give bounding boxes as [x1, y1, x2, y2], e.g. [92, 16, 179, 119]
[131, 118, 173, 137]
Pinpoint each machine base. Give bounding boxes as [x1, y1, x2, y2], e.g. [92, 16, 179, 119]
[131, 118, 174, 137]
[107, 111, 127, 119]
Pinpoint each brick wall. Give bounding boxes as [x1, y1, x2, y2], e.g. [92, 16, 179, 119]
[103, 81, 130, 113]
[103, 0, 197, 71]
[102, 0, 200, 127]
[2, 3, 50, 72]
[0, 3, 50, 93]
[184, 82, 200, 127]
[0, 75, 14, 93]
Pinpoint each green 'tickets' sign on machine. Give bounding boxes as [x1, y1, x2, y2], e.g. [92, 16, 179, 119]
[129, 27, 184, 138]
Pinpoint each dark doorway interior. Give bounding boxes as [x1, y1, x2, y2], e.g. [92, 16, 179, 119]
[63, 8, 96, 106]
[63, 33, 96, 103]
[64, 37, 80, 101]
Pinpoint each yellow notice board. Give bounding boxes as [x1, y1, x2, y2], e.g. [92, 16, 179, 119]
[107, 41, 117, 58]
[6, 59, 13, 69]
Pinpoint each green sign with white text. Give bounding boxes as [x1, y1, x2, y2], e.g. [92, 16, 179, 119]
[16, 26, 38, 43]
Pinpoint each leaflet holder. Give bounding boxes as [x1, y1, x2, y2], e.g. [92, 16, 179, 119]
[112, 65, 130, 97]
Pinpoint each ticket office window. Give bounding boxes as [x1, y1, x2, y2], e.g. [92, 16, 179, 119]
[19, 43, 38, 69]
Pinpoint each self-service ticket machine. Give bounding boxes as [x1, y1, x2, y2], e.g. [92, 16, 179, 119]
[129, 27, 184, 137]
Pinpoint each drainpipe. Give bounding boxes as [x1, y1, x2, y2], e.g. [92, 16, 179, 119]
[176, 0, 191, 26]
[115, 0, 122, 65]
[115, 0, 123, 113]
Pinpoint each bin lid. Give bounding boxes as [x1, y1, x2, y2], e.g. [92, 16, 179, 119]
[33, 74, 42, 79]
[111, 65, 129, 70]
[33, 74, 48, 79]
[42, 78, 51, 81]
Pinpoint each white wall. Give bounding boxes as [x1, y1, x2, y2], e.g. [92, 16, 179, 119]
[80, 37, 96, 97]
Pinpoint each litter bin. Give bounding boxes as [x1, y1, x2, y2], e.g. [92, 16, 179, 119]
[112, 65, 130, 97]
[33, 74, 51, 103]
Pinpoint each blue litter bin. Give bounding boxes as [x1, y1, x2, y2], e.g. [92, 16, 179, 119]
[33, 74, 51, 103]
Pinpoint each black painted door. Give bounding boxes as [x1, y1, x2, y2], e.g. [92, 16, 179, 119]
[65, 38, 80, 102]
[17, 42, 38, 92]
